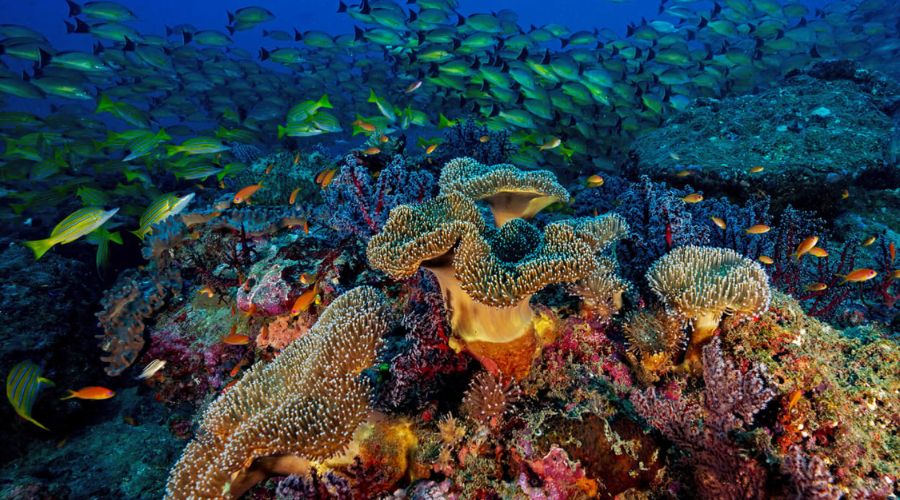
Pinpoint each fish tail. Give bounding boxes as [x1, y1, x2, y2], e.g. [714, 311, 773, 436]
[38, 376, 55, 388]
[60, 390, 76, 400]
[130, 228, 147, 241]
[164, 145, 181, 157]
[23, 238, 55, 260]
[19, 412, 50, 431]
[277, 125, 286, 140]
[95, 93, 114, 114]
[318, 94, 332, 109]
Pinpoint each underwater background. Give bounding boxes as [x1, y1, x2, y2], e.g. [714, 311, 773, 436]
[0, 0, 898, 498]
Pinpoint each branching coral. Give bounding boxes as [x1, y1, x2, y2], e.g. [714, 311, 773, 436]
[646, 245, 771, 370]
[96, 266, 182, 376]
[631, 338, 775, 499]
[165, 286, 391, 499]
[438, 157, 571, 226]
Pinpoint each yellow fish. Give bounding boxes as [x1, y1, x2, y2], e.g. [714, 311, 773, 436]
[6, 361, 54, 430]
[682, 193, 703, 203]
[745, 224, 771, 234]
[24, 207, 119, 259]
[710, 217, 726, 230]
[758, 256, 774, 265]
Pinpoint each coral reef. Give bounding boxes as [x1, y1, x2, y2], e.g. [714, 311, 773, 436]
[165, 286, 391, 499]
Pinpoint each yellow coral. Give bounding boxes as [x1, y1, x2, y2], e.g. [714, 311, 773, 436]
[645, 246, 770, 370]
[438, 157, 570, 226]
[165, 287, 390, 499]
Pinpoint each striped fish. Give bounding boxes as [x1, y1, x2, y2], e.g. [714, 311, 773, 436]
[6, 361, 54, 431]
[131, 192, 195, 240]
[24, 206, 119, 259]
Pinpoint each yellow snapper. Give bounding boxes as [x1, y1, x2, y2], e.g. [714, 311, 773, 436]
[6, 361, 54, 430]
[24, 206, 119, 259]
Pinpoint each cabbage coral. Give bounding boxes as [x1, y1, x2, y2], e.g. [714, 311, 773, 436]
[368, 163, 629, 379]
[165, 286, 390, 499]
[645, 246, 770, 370]
[438, 157, 570, 226]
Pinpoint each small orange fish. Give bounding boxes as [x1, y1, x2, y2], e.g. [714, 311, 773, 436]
[264, 162, 275, 175]
[379, 134, 390, 143]
[808, 247, 829, 258]
[586, 174, 604, 188]
[758, 255, 774, 265]
[218, 180, 226, 189]
[682, 193, 703, 203]
[223, 334, 251, 345]
[243, 303, 257, 317]
[289, 187, 301, 204]
[710, 216, 726, 230]
[805, 282, 828, 292]
[745, 224, 771, 234]
[299, 273, 315, 285]
[891, 269, 900, 279]
[198, 286, 214, 298]
[222, 379, 239, 393]
[405, 80, 422, 93]
[840, 268, 877, 283]
[539, 137, 561, 150]
[748, 166, 764, 174]
[61, 386, 115, 400]
[302, 218, 309, 234]
[352, 119, 376, 133]
[425, 143, 438, 155]
[291, 286, 317, 315]
[675, 170, 693, 177]
[229, 359, 248, 378]
[794, 236, 819, 260]
[479, 135, 490, 143]
[363, 146, 381, 155]
[890, 242, 895, 263]
[861, 235, 876, 247]
[315, 168, 337, 188]
[293, 152, 300, 165]
[234, 183, 263, 204]
[841, 189, 849, 199]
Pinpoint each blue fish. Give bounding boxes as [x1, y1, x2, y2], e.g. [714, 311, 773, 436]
[6, 361, 54, 430]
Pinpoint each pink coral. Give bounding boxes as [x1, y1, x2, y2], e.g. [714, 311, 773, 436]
[236, 264, 292, 316]
[257, 314, 313, 351]
[518, 446, 596, 500]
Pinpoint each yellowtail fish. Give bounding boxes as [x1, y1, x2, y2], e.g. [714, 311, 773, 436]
[682, 193, 703, 203]
[745, 224, 771, 234]
[539, 137, 561, 150]
[6, 361, 54, 430]
[136, 359, 166, 380]
[24, 207, 119, 259]
[132, 192, 195, 240]
[794, 236, 819, 260]
[710, 217, 726, 230]
[758, 255, 774, 265]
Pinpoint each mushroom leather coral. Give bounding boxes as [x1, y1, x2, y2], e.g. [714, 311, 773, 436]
[438, 157, 571, 227]
[646, 245, 771, 371]
[165, 286, 390, 499]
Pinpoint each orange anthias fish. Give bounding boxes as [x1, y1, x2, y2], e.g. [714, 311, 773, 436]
[315, 168, 337, 189]
[682, 193, 703, 203]
[264, 162, 275, 175]
[363, 146, 381, 155]
[379, 134, 390, 144]
[805, 282, 828, 292]
[288, 187, 301, 204]
[710, 216, 726, 230]
[293, 152, 301, 165]
[586, 175, 604, 188]
[745, 224, 771, 234]
[352, 118, 376, 133]
[808, 247, 829, 258]
[291, 285, 317, 315]
[61, 386, 115, 400]
[223, 334, 251, 345]
[890, 242, 896, 263]
[479, 135, 490, 143]
[861, 235, 876, 247]
[233, 183, 263, 204]
[675, 170, 693, 177]
[425, 143, 438, 155]
[758, 255, 774, 265]
[748, 165, 764, 173]
[839, 268, 877, 283]
[794, 236, 819, 260]
[841, 189, 849, 199]
[198, 286, 215, 298]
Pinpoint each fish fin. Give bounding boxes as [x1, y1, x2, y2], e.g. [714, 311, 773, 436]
[277, 124, 286, 140]
[60, 390, 76, 400]
[38, 377, 55, 387]
[95, 93, 114, 114]
[23, 238, 54, 260]
[18, 411, 50, 431]
[318, 94, 332, 109]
